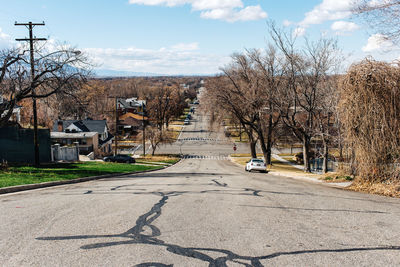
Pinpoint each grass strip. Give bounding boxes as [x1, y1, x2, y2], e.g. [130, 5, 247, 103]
[0, 162, 162, 188]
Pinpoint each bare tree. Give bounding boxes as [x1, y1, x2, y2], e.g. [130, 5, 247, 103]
[313, 77, 340, 173]
[353, 0, 400, 44]
[0, 45, 90, 127]
[249, 46, 282, 164]
[0, 49, 23, 124]
[146, 83, 186, 130]
[221, 52, 275, 164]
[269, 23, 340, 172]
[141, 126, 174, 156]
[205, 77, 260, 158]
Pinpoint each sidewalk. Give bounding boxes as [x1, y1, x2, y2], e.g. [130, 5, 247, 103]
[270, 154, 351, 188]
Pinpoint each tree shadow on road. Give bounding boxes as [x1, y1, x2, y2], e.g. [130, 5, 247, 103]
[36, 182, 398, 266]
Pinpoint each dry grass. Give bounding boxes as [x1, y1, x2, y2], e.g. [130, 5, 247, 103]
[166, 125, 183, 141]
[168, 125, 183, 131]
[347, 181, 400, 198]
[231, 136, 250, 142]
[231, 153, 264, 157]
[136, 155, 180, 164]
[278, 153, 295, 157]
[170, 121, 184, 126]
[319, 172, 353, 183]
[232, 157, 251, 166]
[275, 143, 303, 149]
[268, 159, 311, 175]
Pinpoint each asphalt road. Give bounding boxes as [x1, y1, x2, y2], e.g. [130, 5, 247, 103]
[1, 109, 400, 266]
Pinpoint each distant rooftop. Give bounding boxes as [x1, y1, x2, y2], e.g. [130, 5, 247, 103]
[51, 132, 98, 139]
[53, 120, 108, 134]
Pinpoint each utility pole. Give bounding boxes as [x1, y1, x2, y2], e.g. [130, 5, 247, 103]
[115, 97, 118, 156]
[107, 96, 123, 156]
[142, 102, 146, 157]
[15, 22, 47, 167]
[239, 123, 242, 142]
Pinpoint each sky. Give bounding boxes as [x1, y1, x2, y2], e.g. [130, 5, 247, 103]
[0, 0, 398, 75]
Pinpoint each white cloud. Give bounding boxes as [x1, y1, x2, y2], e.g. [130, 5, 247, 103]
[331, 21, 360, 34]
[362, 34, 396, 52]
[84, 43, 230, 75]
[283, 20, 293, 27]
[300, 0, 353, 27]
[128, 0, 267, 22]
[129, 0, 242, 9]
[0, 28, 12, 49]
[200, 5, 267, 22]
[293, 27, 306, 37]
[171, 42, 199, 51]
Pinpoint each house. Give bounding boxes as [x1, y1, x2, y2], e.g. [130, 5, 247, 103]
[50, 131, 99, 156]
[0, 96, 21, 123]
[118, 112, 148, 135]
[51, 119, 114, 157]
[117, 98, 146, 115]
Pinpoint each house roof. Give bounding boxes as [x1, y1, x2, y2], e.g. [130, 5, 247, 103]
[50, 132, 98, 139]
[119, 112, 148, 121]
[117, 98, 146, 109]
[99, 132, 114, 147]
[53, 120, 108, 134]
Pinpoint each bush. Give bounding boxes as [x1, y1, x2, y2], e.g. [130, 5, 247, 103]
[0, 160, 8, 171]
[339, 59, 400, 182]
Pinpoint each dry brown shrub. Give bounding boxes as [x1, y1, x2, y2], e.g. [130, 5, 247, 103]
[339, 59, 400, 183]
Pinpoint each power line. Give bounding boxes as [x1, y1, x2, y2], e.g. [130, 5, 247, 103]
[15, 21, 47, 167]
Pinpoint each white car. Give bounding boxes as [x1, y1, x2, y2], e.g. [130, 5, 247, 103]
[245, 158, 267, 173]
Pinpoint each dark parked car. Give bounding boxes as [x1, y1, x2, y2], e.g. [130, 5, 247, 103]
[103, 154, 136, 163]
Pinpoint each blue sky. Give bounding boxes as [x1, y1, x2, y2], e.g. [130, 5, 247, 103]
[0, 0, 398, 75]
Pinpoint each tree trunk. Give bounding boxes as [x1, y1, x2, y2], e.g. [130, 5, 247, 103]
[265, 115, 274, 165]
[322, 138, 329, 173]
[303, 135, 311, 172]
[258, 134, 268, 164]
[338, 132, 343, 161]
[350, 144, 357, 176]
[250, 140, 257, 158]
[256, 124, 269, 164]
[266, 139, 272, 165]
[245, 124, 257, 158]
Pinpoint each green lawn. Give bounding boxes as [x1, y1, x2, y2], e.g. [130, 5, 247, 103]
[0, 162, 162, 188]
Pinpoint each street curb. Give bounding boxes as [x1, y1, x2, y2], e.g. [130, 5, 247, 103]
[0, 158, 181, 195]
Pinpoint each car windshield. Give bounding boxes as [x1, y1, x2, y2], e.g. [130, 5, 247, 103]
[252, 159, 264, 163]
